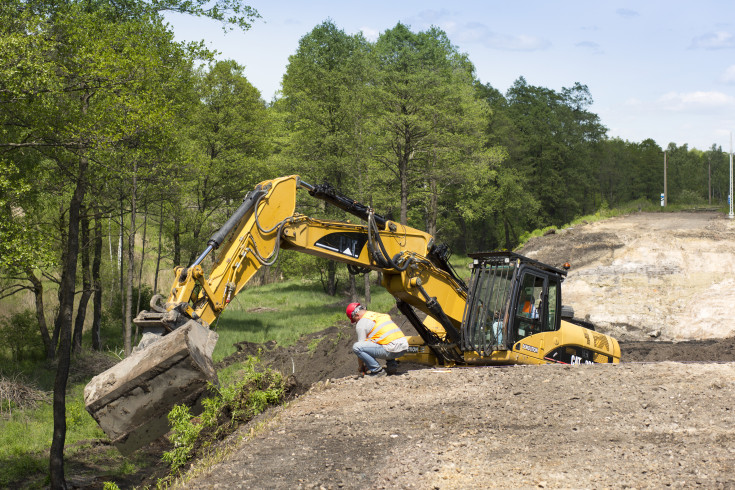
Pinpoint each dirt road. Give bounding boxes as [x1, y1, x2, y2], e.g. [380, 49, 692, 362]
[187, 362, 735, 489]
[180, 211, 735, 490]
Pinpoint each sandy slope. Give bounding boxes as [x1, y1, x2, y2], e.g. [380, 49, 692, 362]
[520, 211, 735, 341]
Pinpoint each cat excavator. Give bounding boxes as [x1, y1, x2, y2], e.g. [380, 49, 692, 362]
[84, 174, 620, 454]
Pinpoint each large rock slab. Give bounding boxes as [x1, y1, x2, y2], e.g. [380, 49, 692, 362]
[84, 321, 218, 455]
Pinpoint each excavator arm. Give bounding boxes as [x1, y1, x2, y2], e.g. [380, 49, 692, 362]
[135, 174, 467, 361]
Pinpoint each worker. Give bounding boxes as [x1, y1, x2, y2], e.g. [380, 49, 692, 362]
[522, 296, 539, 319]
[492, 311, 503, 345]
[347, 302, 408, 376]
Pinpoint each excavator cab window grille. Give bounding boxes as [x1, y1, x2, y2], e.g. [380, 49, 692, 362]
[462, 260, 514, 356]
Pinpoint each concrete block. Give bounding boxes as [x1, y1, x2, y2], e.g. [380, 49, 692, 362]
[84, 320, 219, 455]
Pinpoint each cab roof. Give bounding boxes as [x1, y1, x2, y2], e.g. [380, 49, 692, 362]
[467, 251, 568, 277]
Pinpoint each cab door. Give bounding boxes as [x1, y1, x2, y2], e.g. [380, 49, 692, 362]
[511, 268, 561, 345]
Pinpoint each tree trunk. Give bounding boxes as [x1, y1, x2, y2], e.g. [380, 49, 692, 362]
[50, 147, 88, 489]
[125, 162, 137, 356]
[135, 197, 148, 343]
[72, 208, 92, 353]
[427, 176, 438, 236]
[26, 268, 53, 360]
[119, 196, 125, 321]
[173, 213, 181, 267]
[363, 272, 371, 306]
[52, 203, 68, 353]
[326, 261, 337, 296]
[91, 208, 102, 351]
[399, 155, 409, 225]
[503, 216, 514, 251]
[154, 200, 164, 294]
[348, 274, 357, 303]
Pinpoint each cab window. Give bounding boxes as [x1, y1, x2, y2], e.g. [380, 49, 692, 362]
[515, 273, 544, 339]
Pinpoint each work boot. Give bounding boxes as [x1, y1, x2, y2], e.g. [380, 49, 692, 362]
[367, 367, 385, 376]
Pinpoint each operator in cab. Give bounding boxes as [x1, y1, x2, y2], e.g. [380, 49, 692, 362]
[347, 302, 408, 376]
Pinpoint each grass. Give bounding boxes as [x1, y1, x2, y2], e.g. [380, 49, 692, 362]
[515, 199, 728, 250]
[210, 277, 399, 363]
[0, 381, 108, 487]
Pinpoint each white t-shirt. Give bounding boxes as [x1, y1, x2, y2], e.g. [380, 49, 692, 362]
[355, 316, 409, 353]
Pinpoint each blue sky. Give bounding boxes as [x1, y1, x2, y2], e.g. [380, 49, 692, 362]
[165, 1, 735, 152]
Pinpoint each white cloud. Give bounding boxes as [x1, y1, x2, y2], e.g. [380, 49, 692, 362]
[616, 8, 639, 19]
[410, 9, 454, 26]
[720, 65, 735, 84]
[454, 22, 550, 51]
[658, 91, 735, 111]
[690, 31, 735, 50]
[404, 9, 548, 52]
[360, 27, 379, 42]
[575, 40, 603, 54]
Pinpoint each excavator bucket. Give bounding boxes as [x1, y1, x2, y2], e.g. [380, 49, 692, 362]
[84, 321, 218, 455]
[83, 176, 303, 454]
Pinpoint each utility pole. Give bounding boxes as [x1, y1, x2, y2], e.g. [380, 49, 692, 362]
[663, 150, 668, 207]
[730, 132, 734, 219]
[708, 154, 712, 205]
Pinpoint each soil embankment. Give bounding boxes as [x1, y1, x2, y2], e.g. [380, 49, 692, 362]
[181, 211, 735, 489]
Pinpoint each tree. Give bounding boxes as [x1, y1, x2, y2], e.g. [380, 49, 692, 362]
[280, 20, 371, 295]
[371, 24, 489, 232]
[504, 77, 606, 226]
[179, 59, 271, 265]
[0, 1, 261, 486]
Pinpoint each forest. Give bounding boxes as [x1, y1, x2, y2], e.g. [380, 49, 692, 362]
[0, 1, 732, 486]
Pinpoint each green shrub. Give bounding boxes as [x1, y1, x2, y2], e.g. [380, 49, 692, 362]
[162, 404, 201, 470]
[674, 189, 706, 205]
[162, 356, 285, 472]
[0, 310, 43, 361]
[107, 285, 155, 321]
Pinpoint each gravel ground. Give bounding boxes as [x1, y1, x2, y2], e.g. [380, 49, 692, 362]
[185, 361, 735, 489]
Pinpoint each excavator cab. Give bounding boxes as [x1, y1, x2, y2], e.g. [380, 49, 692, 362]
[459, 251, 619, 365]
[461, 252, 563, 360]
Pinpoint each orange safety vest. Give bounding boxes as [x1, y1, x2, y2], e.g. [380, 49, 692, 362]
[363, 311, 405, 345]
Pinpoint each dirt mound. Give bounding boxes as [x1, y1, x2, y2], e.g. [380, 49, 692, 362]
[187, 361, 735, 489]
[220, 324, 360, 396]
[621, 336, 735, 363]
[218, 324, 735, 396]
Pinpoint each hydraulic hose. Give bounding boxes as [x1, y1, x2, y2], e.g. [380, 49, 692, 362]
[367, 211, 413, 272]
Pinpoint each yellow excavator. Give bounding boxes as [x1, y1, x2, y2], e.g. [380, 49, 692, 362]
[84, 175, 620, 454]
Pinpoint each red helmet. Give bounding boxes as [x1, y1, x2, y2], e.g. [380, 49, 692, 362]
[346, 302, 362, 322]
